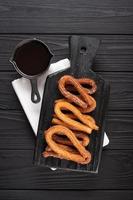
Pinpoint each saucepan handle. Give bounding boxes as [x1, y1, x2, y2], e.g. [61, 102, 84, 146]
[30, 79, 41, 103]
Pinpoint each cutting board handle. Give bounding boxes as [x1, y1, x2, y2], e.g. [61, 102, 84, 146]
[69, 36, 100, 74]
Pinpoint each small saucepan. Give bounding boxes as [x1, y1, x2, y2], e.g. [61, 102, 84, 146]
[10, 38, 53, 103]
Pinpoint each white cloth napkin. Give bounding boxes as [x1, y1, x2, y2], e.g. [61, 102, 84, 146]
[12, 58, 109, 147]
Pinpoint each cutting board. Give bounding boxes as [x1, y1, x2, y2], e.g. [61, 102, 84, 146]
[34, 36, 110, 173]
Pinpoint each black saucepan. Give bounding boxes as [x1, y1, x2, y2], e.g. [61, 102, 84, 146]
[10, 38, 53, 103]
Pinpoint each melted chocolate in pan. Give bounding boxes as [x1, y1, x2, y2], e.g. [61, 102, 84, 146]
[14, 40, 50, 76]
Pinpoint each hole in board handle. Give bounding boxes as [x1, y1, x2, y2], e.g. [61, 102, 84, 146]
[80, 47, 87, 53]
[34, 94, 38, 101]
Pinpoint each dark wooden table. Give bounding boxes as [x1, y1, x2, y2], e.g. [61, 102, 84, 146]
[0, 0, 133, 199]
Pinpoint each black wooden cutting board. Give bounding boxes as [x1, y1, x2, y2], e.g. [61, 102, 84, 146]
[34, 35, 110, 173]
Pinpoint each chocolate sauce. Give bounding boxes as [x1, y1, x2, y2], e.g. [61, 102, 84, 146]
[14, 40, 51, 76]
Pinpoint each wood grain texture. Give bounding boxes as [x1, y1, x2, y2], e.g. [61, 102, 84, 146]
[0, 190, 133, 200]
[0, 0, 133, 34]
[0, 110, 133, 150]
[106, 111, 133, 150]
[0, 110, 35, 150]
[0, 35, 133, 72]
[0, 149, 133, 189]
[0, 0, 133, 196]
[0, 72, 133, 110]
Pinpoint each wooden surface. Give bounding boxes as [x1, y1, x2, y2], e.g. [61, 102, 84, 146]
[0, 0, 133, 34]
[0, 0, 133, 199]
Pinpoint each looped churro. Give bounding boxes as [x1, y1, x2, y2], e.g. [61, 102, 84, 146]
[64, 78, 97, 94]
[58, 75, 96, 112]
[54, 101, 99, 133]
[43, 125, 91, 164]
